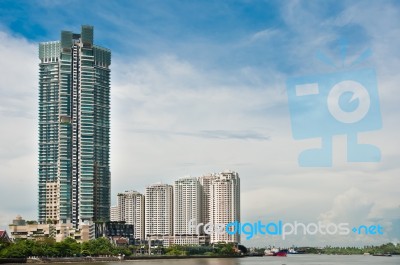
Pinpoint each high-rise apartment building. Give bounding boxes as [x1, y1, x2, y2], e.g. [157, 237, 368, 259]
[38, 25, 111, 227]
[115, 191, 145, 240]
[174, 177, 201, 235]
[198, 174, 216, 225]
[112, 171, 240, 245]
[209, 171, 240, 243]
[145, 184, 173, 238]
[110, 206, 119, 222]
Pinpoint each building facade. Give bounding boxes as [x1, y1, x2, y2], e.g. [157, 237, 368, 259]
[116, 191, 145, 240]
[198, 174, 216, 225]
[94, 222, 135, 245]
[38, 25, 111, 227]
[8, 215, 94, 243]
[0, 230, 11, 243]
[111, 171, 240, 246]
[145, 184, 173, 238]
[209, 171, 240, 243]
[174, 177, 201, 235]
[110, 205, 119, 222]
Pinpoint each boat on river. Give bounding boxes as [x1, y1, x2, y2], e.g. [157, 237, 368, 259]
[372, 253, 392, 257]
[264, 248, 288, 257]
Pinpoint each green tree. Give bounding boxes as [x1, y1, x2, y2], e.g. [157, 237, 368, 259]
[213, 242, 236, 256]
[165, 245, 187, 256]
[54, 238, 80, 257]
[81, 237, 114, 256]
[0, 240, 35, 258]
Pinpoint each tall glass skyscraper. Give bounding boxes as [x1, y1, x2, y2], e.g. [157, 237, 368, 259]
[38, 25, 111, 227]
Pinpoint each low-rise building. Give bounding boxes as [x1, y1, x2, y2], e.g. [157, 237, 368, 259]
[95, 221, 135, 245]
[0, 230, 11, 243]
[8, 215, 94, 242]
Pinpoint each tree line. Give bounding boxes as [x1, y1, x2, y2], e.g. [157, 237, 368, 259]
[0, 237, 239, 258]
[250, 243, 400, 255]
[309, 243, 400, 255]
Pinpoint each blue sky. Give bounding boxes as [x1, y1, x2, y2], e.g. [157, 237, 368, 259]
[0, 0, 399, 247]
[0, 0, 368, 73]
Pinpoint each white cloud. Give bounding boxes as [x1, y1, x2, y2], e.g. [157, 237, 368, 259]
[319, 188, 373, 224]
[108, 20, 400, 245]
[0, 31, 37, 118]
[249, 28, 280, 43]
[0, 31, 38, 230]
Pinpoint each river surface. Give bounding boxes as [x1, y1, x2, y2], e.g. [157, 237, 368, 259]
[16, 255, 399, 265]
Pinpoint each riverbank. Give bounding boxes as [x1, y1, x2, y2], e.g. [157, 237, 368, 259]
[0, 255, 243, 264]
[126, 255, 243, 260]
[0, 258, 26, 264]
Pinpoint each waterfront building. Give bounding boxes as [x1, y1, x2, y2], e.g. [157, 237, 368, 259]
[115, 191, 145, 240]
[171, 177, 207, 245]
[172, 234, 210, 246]
[111, 170, 240, 246]
[145, 184, 173, 238]
[174, 177, 201, 235]
[94, 222, 134, 245]
[209, 171, 240, 244]
[8, 215, 94, 242]
[38, 25, 111, 227]
[198, 174, 216, 225]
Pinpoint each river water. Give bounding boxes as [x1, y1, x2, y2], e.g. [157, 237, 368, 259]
[19, 255, 399, 265]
